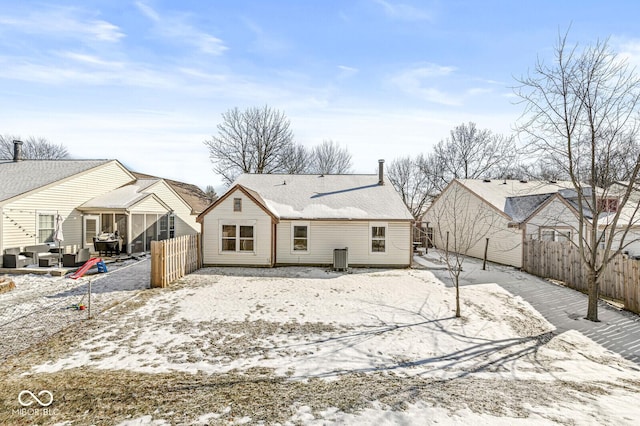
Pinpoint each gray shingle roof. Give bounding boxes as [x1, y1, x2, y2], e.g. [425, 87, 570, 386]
[232, 173, 414, 220]
[79, 179, 162, 209]
[457, 179, 576, 214]
[131, 171, 211, 214]
[504, 193, 554, 222]
[0, 160, 112, 202]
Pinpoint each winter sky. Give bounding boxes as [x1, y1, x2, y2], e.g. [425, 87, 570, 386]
[2, 1, 640, 190]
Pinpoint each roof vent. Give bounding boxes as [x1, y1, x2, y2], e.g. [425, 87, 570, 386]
[519, 179, 528, 183]
[483, 179, 491, 183]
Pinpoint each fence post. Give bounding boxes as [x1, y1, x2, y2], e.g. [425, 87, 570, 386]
[150, 241, 162, 288]
[482, 238, 489, 270]
[87, 279, 92, 320]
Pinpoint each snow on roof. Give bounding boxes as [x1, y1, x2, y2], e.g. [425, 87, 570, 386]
[231, 173, 413, 220]
[80, 179, 162, 209]
[457, 179, 575, 218]
[0, 159, 111, 202]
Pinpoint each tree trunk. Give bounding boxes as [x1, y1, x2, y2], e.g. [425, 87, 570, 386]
[585, 269, 599, 322]
[455, 274, 461, 318]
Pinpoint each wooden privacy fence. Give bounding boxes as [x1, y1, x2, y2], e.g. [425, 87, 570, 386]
[522, 240, 640, 314]
[151, 234, 202, 288]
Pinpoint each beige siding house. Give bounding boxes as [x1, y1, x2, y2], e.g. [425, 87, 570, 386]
[197, 166, 414, 268]
[522, 194, 582, 243]
[523, 184, 640, 258]
[0, 143, 207, 266]
[424, 179, 574, 268]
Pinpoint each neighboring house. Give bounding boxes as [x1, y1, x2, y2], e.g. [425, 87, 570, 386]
[549, 181, 640, 257]
[0, 142, 203, 266]
[131, 172, 212, 215]
[197, 162, 414, 267]
[423, 179, 575, 268]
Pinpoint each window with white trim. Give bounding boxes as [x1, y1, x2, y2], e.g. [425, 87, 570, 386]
[540, 228, 571, 242]
[239, 226, 254, 251]
[38, 213, 55, 243]
[371, 225, 386, 253]
[169, 214, 175, 238]
[221, 223, 255, 252]
[233, 198, 242, 212]
[221, 225, 237, 251]
[292, 223, 309, 252]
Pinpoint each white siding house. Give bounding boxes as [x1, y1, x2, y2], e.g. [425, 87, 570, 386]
[199, 185, 276, 266]
[197, 167, 414, 268]
[0, 143, 208, 266]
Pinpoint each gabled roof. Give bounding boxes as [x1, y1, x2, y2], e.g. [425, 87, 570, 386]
[79, 179, 169, 210]
[504, 193, 555, 223]
[131, 171, 211, 214]
[0, 159, 113, 202]
[457, 179, 575, 220]
[215, 173, 413, 220]
[197, 184, 278, 223]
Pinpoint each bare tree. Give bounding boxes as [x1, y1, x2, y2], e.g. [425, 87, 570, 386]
[423, 181, 501, 317]
[204, 106, 295, 185]
[281, 144, 311, 174]
[432, 122, 517, 189]
[0, 134, 69, 159]
[204, 185, 218, 203]
[387, 154, 437, 218]
[515, 31, 640, 321]
[309, 140, 352, 174]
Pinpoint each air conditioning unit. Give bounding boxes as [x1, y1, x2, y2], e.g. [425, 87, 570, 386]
[333, 248, 348, 271]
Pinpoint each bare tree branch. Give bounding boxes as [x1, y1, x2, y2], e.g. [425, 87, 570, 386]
[387, 154, 437, 218]
[515, 30, 640, 321]
[433, 122, 517, 185]
[0, 134, 70, 160]
[204, 106, 295, 185]
[309, 140, 353, 174]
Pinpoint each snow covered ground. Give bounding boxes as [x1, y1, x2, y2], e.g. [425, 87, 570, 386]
[0, 257, 150, 360]
[18, 266, 640, 425]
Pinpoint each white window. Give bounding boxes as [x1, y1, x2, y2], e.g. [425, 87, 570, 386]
[540, 228, 571, 242]
[371, 224, 387, 253]
[239, 226, 254, 251]
[541, 229, 555, 242]
[221, 225, 237, 251]
[169, 214, 175, 238]
[555, 230, 571, 242]
[38, 213, 55, 243]
[291, 222, 309, 252]
[233, 198, 242, 212]
[221, 223, 255, 253]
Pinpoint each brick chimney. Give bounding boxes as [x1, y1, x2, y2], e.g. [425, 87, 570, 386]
[378, 159, 385, 185]
[13, 140, 23, 162]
